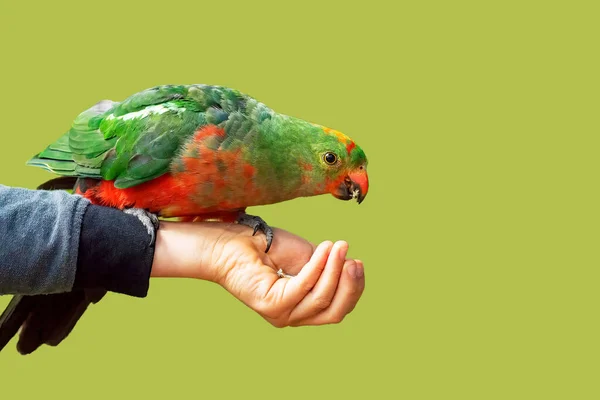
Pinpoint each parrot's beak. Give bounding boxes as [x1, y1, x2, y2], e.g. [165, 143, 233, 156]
[333, 167, 369, 204]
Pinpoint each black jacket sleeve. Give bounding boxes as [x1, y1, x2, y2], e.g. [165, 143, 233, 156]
[73, 204, 156, 298]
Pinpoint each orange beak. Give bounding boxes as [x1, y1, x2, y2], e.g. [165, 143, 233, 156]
[333, 167, 369, 204]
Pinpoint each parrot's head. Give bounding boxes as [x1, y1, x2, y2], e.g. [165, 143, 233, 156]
[311, 126, 369, 204]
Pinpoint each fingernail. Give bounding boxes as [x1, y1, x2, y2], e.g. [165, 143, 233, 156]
[356, 264, 364, 278]
[347, 262, 357, 279]
[338, 242, 348, 261]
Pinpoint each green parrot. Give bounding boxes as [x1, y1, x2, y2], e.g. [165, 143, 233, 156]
[0, 84, 369, 354]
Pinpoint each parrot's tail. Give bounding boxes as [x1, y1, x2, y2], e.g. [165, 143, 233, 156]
[0, 290, 107, 354]
[0, 178, 106, 355]
[0, 295, 31, 351]
[37, 176, 79, 191]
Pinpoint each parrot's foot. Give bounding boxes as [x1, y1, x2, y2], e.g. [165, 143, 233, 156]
[277, 269, 295, 279]
[236, 213, 274, 253]
[123, 208, 160, 246]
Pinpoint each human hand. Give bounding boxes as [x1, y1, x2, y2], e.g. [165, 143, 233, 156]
[151, 221, 365, 327]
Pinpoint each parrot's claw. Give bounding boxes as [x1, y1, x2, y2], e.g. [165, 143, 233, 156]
[236, 213, 274, 253]
[277, 269, 294, 279]
[123, 208, 160, 246]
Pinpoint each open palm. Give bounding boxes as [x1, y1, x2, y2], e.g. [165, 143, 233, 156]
[154, 221, 365, 327]
[209, 224, 366, 327]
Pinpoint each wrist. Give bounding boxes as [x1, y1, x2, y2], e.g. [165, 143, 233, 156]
[75, 204, 153, 297]
[150, 221, 219, 282]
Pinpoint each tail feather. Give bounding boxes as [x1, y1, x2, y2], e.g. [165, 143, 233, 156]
[0, 296, 33, 352]
[36, 177, 79, 191]
[13, 290, 106, 355]
[45, 289, 106, 347]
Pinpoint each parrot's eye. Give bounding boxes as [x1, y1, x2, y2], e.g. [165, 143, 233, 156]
[323, 152, 338, 165]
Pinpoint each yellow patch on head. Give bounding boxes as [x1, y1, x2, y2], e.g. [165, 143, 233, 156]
[314, 123, 352, 144]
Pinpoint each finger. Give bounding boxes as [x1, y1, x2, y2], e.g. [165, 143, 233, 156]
[280, 241, 333, 308]
[267, 228, 317, 274]
[288, 241, 348, 322]
[292, 258, 365, 326]
[272, 228, 317, 253]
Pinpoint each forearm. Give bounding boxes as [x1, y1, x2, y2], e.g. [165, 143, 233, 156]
[73, 203, 155, 297]
[149, 221, 249, 283]
[0, 184, 156, 297]
[150, 221, 220, 282]
[0, 184, 89, 295]
[0, 184, 237, 296]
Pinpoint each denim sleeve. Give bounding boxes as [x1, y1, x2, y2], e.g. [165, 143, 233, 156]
[0, 184, 90, 295]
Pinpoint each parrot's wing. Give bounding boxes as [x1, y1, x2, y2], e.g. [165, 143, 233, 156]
[26, 100, 117, 178]
[96, 103, 201, 188]
[27, 85, 263, 189]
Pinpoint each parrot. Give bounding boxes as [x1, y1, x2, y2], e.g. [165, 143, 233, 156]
[0, 84, 369, 354]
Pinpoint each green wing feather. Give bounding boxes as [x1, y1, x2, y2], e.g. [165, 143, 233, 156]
[27, 100, 116, 177]
[27, 84, 262, 189]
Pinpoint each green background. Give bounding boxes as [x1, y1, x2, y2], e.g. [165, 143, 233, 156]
[0, 0, 598, 398]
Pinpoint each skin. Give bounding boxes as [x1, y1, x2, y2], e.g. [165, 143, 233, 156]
[3, 85, 369, 355]
[151, 222, 365, 326]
